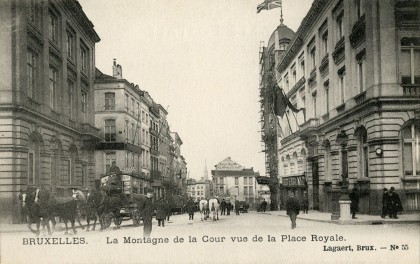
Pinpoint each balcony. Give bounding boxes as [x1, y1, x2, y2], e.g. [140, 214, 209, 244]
[332, 37, 345, 65]
[354, 91, 367, 105]
[403, 84, 420, 95]
[299, 118, 319, 137]
[349, 14, 366, 48]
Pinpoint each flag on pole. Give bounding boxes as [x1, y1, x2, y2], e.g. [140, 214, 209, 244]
[257, 0, 282, 13]
[273, 82, 304, 117]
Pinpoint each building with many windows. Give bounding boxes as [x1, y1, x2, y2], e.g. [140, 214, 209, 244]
[94, 61, 151, 193]
[0, 0, 101, 222]
[211, 157, 260, 206]
[94, 61, 188, 201]
[260, 0, 420, 214]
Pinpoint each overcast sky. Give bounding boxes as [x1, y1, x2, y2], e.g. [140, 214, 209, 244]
[79, 0, 313, 180]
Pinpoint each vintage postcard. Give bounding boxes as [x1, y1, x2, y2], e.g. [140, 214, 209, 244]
[0, 0, 419, 263]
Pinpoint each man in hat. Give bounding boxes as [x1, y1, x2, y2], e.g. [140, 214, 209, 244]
[138, 188, 154, 238]
[388, 187, 403, 219]
[286, 192, 300, 229]
[349, 188, 359, 219]
[381, 188, 389, 219]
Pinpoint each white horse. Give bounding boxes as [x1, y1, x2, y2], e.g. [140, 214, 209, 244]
[208, 198, 220, 221]
[199, 199, 209, 221]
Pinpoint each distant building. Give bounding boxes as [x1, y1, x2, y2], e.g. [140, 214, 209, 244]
[211, 157, 260, 206]
[0, 0, 101, 223]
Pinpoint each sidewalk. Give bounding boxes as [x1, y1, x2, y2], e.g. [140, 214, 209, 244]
[266, 210, 420, 225]
[1, 211, 419, 233]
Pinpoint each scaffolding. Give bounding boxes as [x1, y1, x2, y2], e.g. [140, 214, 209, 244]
[259, 41, 279, 181]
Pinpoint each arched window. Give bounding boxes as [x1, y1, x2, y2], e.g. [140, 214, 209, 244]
[402, 122, 420, 176]
[355, 127, 369, 178]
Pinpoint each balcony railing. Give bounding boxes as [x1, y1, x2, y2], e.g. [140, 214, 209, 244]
[403, 84, 420, 95]
[300, 118, 319, 130]
[354, 91, 367, 105]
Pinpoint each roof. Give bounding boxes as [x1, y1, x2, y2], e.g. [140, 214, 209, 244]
[212, 168, 259, 177]
[267, 24, 295, 50]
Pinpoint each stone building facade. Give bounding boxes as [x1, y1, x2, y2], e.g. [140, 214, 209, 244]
[0, 0, 101, 222]
[262, 0, 420, 214]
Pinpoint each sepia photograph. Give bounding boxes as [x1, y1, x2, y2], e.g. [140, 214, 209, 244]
[0, 0, 419, 263]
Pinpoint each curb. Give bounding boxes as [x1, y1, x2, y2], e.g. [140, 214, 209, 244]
[273, 213, 420, 225]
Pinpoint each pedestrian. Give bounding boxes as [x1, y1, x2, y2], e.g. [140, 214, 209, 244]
[381, 188, 389, 218]
[302, 194, 309, 214]
[388, 187, 403, 219]
[226, 200, 232, 215]
[166, 199, 172, 222]
[235, 200, 240, 215]
[155, 198, 167, 227]
[220, 199, 227, 215]
[349, 188, 359, 219]
[260, 199, 267, 212]
[186, 197, 195, 220]
[138, 189, 154, 238]
[285, 192, 300, 229]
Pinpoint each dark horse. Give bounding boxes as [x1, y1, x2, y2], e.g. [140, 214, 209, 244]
[25, 187, 82, 236]
[74, 189, 101, 231]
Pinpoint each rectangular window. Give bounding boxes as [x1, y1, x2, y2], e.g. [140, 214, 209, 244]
[336, 12, 344, 41]
[400, 38, 420, 85]
[48, 66, 58, 110]
[358, 60, 365, 93]
[284, 73, 289, 91]
[81, 46, 88, 73]
[66, 31, 74, 61]
[291, 65, 297, 86]
[339, 75, 345, 104]
[125, 94, 129, 110]
[402, 124, 420, 176]
[312, 92, 317, 118]
[81, 90, 87, 122]
[243, 186, 248, 196]
[249, 177, 253, 185]
[300, 57, 305, 78]
[125, 121, 129, 141]
[104, 119, 116, 142]
[28, 0, 38, 24]
[322, 31, 328, 58]
[310, 47, 316, 70]
[27, 49, 37, 99]
[243, 177, 248, 185]
[131, 99, 135, 115]
[49, 12, 58, 44]
[131, 123, 135, 143]
[68, 80, 74, 119]
[105, 93, 115, 110]
[125, 152, 129, 168]
[324, 82, 330, 112]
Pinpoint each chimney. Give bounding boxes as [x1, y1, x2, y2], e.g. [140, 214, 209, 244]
[112, 59, 122, 79]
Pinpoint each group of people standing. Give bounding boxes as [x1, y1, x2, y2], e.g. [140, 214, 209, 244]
[350, 187, 403, 220]
[381, 187, 403, 219]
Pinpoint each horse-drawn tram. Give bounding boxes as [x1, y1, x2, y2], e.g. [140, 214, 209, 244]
[100, 173, 147, 229]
